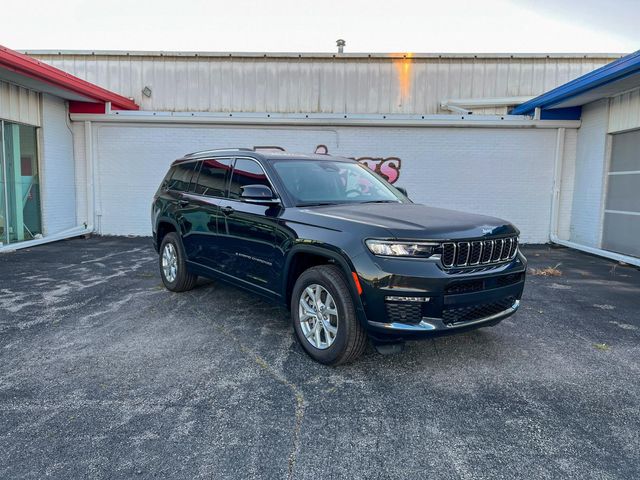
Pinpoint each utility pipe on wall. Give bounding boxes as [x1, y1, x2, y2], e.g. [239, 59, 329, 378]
[440, 96, 535, 114]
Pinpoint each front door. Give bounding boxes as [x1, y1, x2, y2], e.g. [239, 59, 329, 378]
[0, 121, 42, 246]
[218, 158, 280, 293]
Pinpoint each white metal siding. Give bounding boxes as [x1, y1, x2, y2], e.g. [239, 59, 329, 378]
[89, 122, 559, 242]
[0, 80, 41, 126]
[40, 94, 77, 235]
[29, 53, 617, 115]
[565, 100, 610, 248]
[608, 87, 640, 133]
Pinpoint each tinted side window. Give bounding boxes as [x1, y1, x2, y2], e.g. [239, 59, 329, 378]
[167, 161, 199, 192]
[229, 159, 272, 199]
[195, 158, 232, 197]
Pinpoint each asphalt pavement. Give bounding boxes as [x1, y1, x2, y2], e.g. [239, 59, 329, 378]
[1, 237, 639, 479]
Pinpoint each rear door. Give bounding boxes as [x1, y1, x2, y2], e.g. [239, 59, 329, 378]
[217, 158, 281, 293]
[165, 160, 201, 259]
[183, 157, 233, 271]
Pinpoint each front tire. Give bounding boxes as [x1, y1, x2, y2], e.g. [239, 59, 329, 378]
[291, 265, 367, 365]
[159, 232, 197, 292]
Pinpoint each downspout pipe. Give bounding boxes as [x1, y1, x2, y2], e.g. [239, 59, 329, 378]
[440, 96, 535, 114]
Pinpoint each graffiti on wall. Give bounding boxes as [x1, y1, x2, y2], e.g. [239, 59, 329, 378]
[253, 145, 402, 184]
[313, 145, 402, 184]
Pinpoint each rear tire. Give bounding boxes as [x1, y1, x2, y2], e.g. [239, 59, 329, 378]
[159, 232, 198, 292]
[291, 265, 367, 365]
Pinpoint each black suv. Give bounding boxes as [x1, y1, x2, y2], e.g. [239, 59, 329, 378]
[152, 148, 526, 365]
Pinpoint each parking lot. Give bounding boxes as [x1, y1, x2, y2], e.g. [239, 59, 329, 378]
[0, 237, 639, 479]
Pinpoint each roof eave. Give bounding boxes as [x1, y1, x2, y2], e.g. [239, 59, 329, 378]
[511, 49, 640, 115]
[0, 44, 138, 110]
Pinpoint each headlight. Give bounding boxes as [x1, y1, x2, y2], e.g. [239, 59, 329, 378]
[365, 239, 439, 257]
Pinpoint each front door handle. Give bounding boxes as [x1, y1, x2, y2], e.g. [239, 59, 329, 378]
[221, 206, 235, 216]
[178, 199, 190, 207]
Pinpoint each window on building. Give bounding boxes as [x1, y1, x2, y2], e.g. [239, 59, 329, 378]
[228, 159, 272, 199]
[194, 158, 232, 197]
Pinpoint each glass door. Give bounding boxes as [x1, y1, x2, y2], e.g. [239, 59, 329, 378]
[0, 120, 42, 246]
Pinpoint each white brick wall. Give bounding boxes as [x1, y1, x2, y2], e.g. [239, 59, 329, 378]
[40, 95, 77, 235]
[557, 128, 578, 241]
[88, 122, 560, 242]
[566, 100, 610, 248]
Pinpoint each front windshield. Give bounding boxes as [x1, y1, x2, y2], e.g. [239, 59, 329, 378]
[271, 159, 404, 207]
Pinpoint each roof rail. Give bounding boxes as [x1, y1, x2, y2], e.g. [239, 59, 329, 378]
[184, 147, 254, 157]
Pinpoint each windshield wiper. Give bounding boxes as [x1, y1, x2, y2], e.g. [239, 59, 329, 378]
[297, 202, 340, 207]
[360, 200, 401, 204]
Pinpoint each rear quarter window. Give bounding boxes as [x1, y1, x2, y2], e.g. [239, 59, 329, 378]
[167, 161, 200, 192]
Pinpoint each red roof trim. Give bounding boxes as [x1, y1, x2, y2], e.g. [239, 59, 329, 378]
[0, 45, 138, 110]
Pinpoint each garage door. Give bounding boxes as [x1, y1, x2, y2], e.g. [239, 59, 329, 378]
[602, 129, 640, 258]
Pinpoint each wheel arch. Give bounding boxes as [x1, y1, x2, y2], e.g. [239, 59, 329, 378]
[283, 245, 367, 326]
[155, 217, 180, 252]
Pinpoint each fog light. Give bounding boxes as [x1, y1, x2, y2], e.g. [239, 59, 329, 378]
[385, 296, 430, 302]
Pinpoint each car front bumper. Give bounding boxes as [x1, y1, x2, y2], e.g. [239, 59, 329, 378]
[353, 250, 527, 341]
[368, 298, 520, 332]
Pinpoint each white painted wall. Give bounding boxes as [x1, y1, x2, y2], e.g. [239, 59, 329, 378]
[565, 100, 610, 248]
[40, 94, 77, 235]
[557, 128, 578, 241]
[88, 122, 560, 242]
[72, 122, 88, 228]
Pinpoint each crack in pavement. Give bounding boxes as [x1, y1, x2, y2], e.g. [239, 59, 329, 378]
[185, 293, 306, 480]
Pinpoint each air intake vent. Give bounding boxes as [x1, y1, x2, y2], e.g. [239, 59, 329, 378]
[441, 236, 518, 268]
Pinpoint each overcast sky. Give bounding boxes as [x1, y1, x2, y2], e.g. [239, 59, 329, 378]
[2, 0, 638, 53]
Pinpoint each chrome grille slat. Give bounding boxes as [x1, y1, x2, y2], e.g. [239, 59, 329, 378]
[491, 239, 503, 262]
[441, 236, 518, 269]
[469, 241, 482, 265]
[501, 238, 512, 261]
[456, 242, 470, 266]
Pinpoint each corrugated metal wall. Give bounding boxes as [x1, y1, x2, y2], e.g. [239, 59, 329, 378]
[28, 52, 618, 115]
[0, 80, 41, 126]
[609, 87, 640, 133]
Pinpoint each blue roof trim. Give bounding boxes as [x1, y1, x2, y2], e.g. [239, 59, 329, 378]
[511, 50, 640, 115]
[540, 106, 582, 121]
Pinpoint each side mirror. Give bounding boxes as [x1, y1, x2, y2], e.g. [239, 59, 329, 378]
[396, 186, 408, 197]
[240, 184, 280, 204]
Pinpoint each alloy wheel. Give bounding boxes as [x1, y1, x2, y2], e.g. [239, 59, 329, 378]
[299, 284, 339, 349]
[162, 243, 178, 283]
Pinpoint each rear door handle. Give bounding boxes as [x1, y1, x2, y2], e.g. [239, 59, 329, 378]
[221, 206, 234, 216]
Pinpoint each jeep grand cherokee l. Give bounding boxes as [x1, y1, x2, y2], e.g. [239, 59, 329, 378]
[152, 148, 526, 365]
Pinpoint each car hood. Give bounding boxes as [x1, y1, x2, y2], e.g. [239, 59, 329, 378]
[291, 203, 518, 240]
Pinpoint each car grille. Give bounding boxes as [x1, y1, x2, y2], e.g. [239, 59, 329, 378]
[441, 236, 518, 268]
[442, 296, 517, 325]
